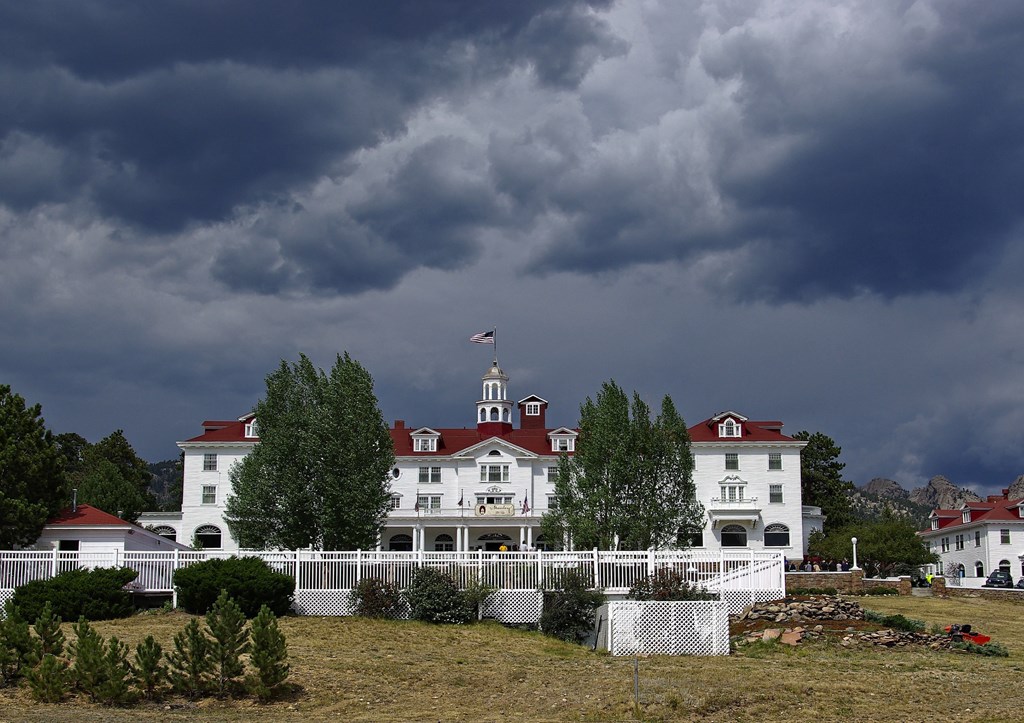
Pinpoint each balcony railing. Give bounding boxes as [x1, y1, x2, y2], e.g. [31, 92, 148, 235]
[708, 497, 759, 509]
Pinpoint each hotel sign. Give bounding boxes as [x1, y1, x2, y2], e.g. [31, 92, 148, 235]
[475, 504, 516, 517]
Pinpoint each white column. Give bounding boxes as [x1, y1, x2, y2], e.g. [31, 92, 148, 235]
[519, 526, 526, 549]
[527, 526, 533, 548]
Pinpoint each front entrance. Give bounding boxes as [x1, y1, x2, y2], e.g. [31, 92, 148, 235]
[477, 532, 513, 552]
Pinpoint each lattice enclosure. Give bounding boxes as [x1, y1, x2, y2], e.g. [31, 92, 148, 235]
[720, 588, 785, 615]
[481, 590, 543, 623]
[294, 590, 357, 616]
[599, 601, 729, 656]
[0, 590, 12, 618]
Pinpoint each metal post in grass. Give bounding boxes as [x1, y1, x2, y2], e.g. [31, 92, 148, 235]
[633, 655, 640, 710]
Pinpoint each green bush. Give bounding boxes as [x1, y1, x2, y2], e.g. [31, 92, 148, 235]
[627, 568, 717, 601]
[351, 578, 406, 619]
[26, 654, 68, 703]
[952, 640, 1009, 657]
[173, 557, 294, 617]
[206, 590, 250, 697]
[404, 568, 475, 624]
[864, 610, 925, 632]
[166, 618, 213, 699]
[540, 570, 605, 644]
[0, 602, 39, 685]
[132, 635, 166, 700]
[12, 567, 138, 622]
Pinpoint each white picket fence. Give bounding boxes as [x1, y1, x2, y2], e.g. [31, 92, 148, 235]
[0, 548, 784, 620]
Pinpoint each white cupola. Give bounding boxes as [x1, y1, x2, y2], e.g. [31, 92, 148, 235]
[476, 361, 513, 434]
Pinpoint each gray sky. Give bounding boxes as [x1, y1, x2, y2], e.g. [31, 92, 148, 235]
[2, 1, 1022, 493]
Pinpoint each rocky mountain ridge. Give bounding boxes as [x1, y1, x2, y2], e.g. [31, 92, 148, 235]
[854, 474, 1024, 525]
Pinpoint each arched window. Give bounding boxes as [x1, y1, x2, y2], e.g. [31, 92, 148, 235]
[490, 408, 499, 421]
[479, 408, 486, 422]
[721, 524, 747, 547]
[957, 563, 966, 578]
[763, 524, 790, 547]
[999, 559, 1011, 574]
[502, 409, 510, 422]
[151, 526, 177, 542]
[434, 534, 454, 552]
[389, 534, 413, 551]
[194, 525, 222, 550]
[975, 561, 984, 577]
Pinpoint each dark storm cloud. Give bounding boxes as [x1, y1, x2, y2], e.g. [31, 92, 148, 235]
[0, 0, 619, 231]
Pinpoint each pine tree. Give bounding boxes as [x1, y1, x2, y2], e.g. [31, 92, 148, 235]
[0, 384, 68, 548]
[26, 654, 68, 703]
[94, 636, 134, 706]
[132, 635, 166, 700]
[0, 603, 39, 685]
[69, 617, 106, 700]
[205, 590, 250, 697]
[165, 618, 212, 698]
[32, 600, 65, 658]
[246, 604, 289, 702]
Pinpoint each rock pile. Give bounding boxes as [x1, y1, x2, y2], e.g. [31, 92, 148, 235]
[733, 595, 865, 624]
[735, 626, 956, 650]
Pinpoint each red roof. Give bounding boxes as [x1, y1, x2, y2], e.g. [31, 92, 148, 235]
[923, 499, 1024, 533]
[687, 415, 798, 443]
[47, 504, 132, 527]
[389, 426, 573, 457]
[185, 419, 253, 443]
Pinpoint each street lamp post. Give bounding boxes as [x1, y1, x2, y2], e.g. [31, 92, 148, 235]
[851, 536, 860, 571]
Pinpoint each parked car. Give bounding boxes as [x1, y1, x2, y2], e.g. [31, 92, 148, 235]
[982, 570, 1014, 588]
[1015, 578, 1024, 590]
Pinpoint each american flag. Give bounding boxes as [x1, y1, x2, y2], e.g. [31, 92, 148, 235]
[469, 330, 495, 344]
[522, 495, 530, 515]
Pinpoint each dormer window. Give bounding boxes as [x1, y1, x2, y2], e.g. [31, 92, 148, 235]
[414, 437, 437, 452]
[244, 419, 258, 438]
[553, 438, 573, 452]
[963, 510, 971, 524]
[930, 518, 939, 531]
[525, 402, 541, 416]
[718, 419, 741, 438]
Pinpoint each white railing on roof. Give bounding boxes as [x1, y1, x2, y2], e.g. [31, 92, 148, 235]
[1, 548, 784, 608]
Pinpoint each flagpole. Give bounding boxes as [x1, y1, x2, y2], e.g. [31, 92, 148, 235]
[493, 326, 498, 366]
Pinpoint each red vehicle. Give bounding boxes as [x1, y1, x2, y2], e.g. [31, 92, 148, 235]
[944, 624, 991, 645]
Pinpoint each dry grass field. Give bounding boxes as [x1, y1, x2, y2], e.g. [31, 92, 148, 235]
[2, 594, 1023, 722]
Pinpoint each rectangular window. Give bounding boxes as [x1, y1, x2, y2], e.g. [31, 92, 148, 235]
[547, 495, 559, 511]
[1001, 529, 1011, 544]
[769, 484, 783, 504]
[768, 453, 782, 470]
[941, 537, 949, 553]
[389, 495, 401, 510]
[955, 534, 964, 551]
[725, 453, 739, 470]
[202, 485, 216, 505]
[525, 402, 541, 415]
[416, 495, 442, 511]
[203, 453, 217, 471]
[547, 466, 559, 479]
[480, 464, 509, 483]
[476, 495, 513, 505]
[975, 531, 981, 547]
[418, 466, 441, 484]
[720, 485, 745, 502]
[552, 438, 574, 452]
[413, 437, 437, 452]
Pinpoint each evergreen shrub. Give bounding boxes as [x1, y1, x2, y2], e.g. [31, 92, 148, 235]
[540, 570, 605, 644]
[247, 604, 290, 702]
[12, 567, 138, 621]
[26, 654, 68, 703]
[0, 602, 39, 685]
[404, 568, 474, 624]
[173, 557, 294, 617]
[351, 578, 405, 619]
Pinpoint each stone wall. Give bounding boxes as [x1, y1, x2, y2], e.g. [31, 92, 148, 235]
[785, 570, 911, 596]
[942, 586, 1024, 603]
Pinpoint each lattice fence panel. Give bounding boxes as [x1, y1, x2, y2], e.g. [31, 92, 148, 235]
[294, 590, 357, 616]
[0, 590, 12, 618]
[604, 601, 729, 656]
[719, 588, 784, 615]
[481, 590, 543, 624]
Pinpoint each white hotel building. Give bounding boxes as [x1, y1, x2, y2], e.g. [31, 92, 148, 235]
[141, 362, 814, 556]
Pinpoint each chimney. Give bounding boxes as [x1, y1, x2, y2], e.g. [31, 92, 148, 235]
[394, 420, 405, 430]
[72, 488, 78, 513]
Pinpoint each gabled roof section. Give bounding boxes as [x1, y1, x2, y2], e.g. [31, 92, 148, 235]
[922, 499, 1024, 533]
[410, 427, 440, 436]
[517, 395, 548, 405]
[688, 414, 799, 443]
[547, 427, 577, 436]
[452, 437, 539, 459]
[238, 411, 256, 422]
